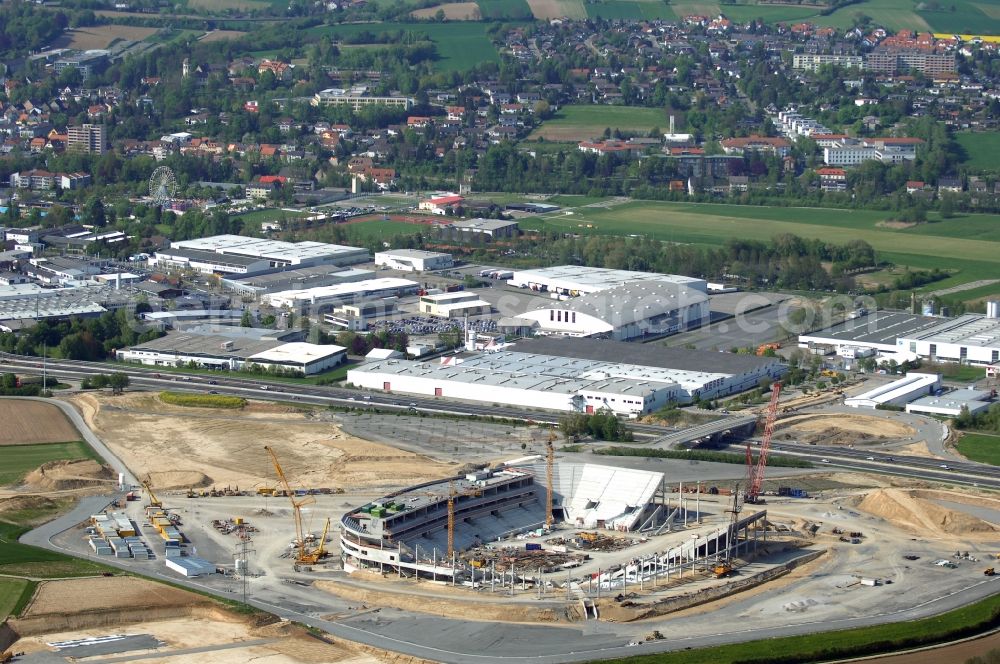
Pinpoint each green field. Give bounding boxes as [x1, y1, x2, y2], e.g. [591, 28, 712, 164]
[477, 0, 534, 19]
[585, 0, 677, 20]
[955, 432, 1000, 466]
[0, 577, 30, 619]
[236, 208, 311, 225]
[309, 23, 500, 71]
[343, 219, 433, 241]
[0, 441, 99, 487]
[0, 522, 111, 578]
[917, 0, 1000, 34]
[530, 105, 669, 141]
[956, 131, 1000, 173]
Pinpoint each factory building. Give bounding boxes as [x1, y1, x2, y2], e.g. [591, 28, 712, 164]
[418, 291, 492, 318]
[348, 338, 784, 414]
[263, 277, 419, 312]
[844, 372, 941, 409]
[906, 388, 993, 418]
[221, 265, 374, 297]
[151, 234, 369, 276]
[507, 265, 707, 296]
[511, 280, 708, 341]
[117, 330, 346, 375]
[798, 310, 946, 356]
[897, 311, 1000, 366]
[374, 249, 453, 272]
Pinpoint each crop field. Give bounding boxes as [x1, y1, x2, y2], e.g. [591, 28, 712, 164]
[525, 200, 1000, 287]
[477, 0, 535, 19]
[56, 25, 160, 50]
[529, 105, 670, 141]
[310, 23, 499, 71]
[917, 0, 1000, 34]
[0, 577, 31, 619]
[0, 401, 81, 445]
[956, 131, 1000, 172]
[198, 29, 250, 42]
[526, 0, 588, 18]
[412, 2, 483, 19]
[585, 0, 676, 20]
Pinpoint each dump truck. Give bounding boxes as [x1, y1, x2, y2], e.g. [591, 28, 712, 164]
[985, 568, 996, 576]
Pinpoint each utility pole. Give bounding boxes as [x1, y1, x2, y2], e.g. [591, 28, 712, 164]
[234, 535, 256, 605]
[42, 342, 46, 392]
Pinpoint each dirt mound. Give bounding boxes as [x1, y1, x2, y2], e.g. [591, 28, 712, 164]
[148, 470, 213, 490]
[855, 488, 1000, 539]
[0, 495, 62, 519]
[775, 413, 915, 446]
[24, 460, 113, 491]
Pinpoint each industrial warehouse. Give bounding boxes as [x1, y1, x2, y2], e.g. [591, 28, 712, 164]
[150, 234, 370, 276]
[348, 338, 785, 413]
[116, 328, 347, 374]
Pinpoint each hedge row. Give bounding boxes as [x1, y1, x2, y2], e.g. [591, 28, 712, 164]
[159, 392, 247, 409]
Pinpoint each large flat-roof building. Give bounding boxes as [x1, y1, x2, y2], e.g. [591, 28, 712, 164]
[348, 338, 784, 413]
[116, 331, 346, 375]
[844, 372, 941, 409]
[906, 388, 992, 418]
[263, 277, 419, 312]
[151, 235, 369, 277]
[512, 280, 709, 341]
[312, 87, 414, 110]
[507, 266, 708, 296]
[798, 311, 945, 355]
[897, 314, 1000, 366]
[418, 291, 492, 318]
[374, 249, 453, 273]
[221, 265, 374, 297]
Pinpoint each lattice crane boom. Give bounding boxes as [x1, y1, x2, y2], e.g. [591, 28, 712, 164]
[265, 445, 316, 563]
[545, 431, 556, 529]
[746, 382, 782, 502]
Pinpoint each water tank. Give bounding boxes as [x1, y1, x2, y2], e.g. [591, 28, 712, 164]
[987, 301, 1000, 319]
[922, 301, 936, 316]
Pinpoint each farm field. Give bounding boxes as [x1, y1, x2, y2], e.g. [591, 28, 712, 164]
[186, 0, 272, 9]
[917, 0, 1000, 34]
[198, 29, 249, 42]
[0, 400, 81, 446]
[309, 22, 500, 71]
[477, 0, 535, 18]
[526, 0, 588, 18]
[0, 442, 99, 486]
[412, 2, 482, 19]
[529, 105, 670, 141]
[524, 200, 1000, 286]
[341, 218, 433, 241]
[956, 131, 1000, 172]
[585, 0, 676, 20]
[0, 577, 31, 619]
[56, 25, 159, 50]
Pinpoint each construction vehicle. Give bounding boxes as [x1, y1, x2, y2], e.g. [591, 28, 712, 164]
[714, 485, 744, 578]
[257, 486, 277, 496]
[820, 369, 840, 378]
[299, 518, 331, 564]
[545, 431, 556, 529]
[141, 476, 162, 510]
[755, 342, 780, 356]
[745, 383, 782, 504]
[986, 568, 996, 576]
[265, 445, 322, 565]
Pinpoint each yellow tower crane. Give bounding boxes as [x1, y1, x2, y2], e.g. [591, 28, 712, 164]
[264, 445, 318, 564]
[545, 431, 556, 529]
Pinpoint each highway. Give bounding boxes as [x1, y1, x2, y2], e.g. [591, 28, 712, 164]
[3, 351, 998, 489]
[8, 352, 1000, 663]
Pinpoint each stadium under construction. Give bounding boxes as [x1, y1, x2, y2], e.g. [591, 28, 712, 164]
[339, 462, 768, 588]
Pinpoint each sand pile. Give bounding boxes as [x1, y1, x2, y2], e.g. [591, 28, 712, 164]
[148, 470, 213, 490]
[24, 459, 114, 491]
[856, 488, 1000, 538]
[775, 413, 915, 446]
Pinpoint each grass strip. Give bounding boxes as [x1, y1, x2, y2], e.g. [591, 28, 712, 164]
[159, 391, 247, 409]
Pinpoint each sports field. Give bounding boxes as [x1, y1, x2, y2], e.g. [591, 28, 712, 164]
[529, 105, 670, 141]
[956, 131, 1000, 173]
[309, 23, 499, 71]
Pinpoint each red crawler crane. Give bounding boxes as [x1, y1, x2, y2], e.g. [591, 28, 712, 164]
[746, 382, 782, 504]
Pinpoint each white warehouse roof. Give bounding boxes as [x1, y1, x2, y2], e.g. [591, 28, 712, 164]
[248, 342, 346, 366]
[533, 280, 708, 328]
[265, 278, 418, 307]
[171, 234, 368, 264]
[507, 265, 707, 295]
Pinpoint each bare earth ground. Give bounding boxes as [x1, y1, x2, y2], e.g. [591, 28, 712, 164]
[198, 30, 249, 42]
[23, 576, 208, 616]
[55, 25, 159, 49]
[774, 413, 915, 446]
[411, 2, 480, 19]
[0, 400, 80, 445]
[66, 393, 453, 491]
[855, 487, 1000, 540]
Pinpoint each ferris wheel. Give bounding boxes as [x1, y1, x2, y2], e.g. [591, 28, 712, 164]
[149, 166, 177, 207]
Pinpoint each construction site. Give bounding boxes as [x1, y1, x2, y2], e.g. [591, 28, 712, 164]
[4, 378, 1000, 663]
